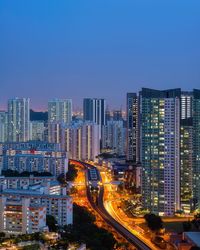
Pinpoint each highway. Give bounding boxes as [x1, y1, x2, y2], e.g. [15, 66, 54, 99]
[70, 160, 152, 250]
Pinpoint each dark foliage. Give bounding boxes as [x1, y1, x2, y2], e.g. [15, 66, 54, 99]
[63, 204, 116, 250]
[144, 213, 163, 232]
[46, 215, 58, 232]
[65, 164, 78, 182]
[2, 169, 52, 177]
[182, 221, 192, 232]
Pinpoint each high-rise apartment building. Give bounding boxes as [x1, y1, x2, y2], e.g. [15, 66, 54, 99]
[180, 119, 193, 212]
[0, 111, 8, 142]
[181, 92, 193, 119]
[140, 88, 181, 216]
[0, 141, 68, 177]
[48, 121, 100, 161]
[83, 98, 106, 126]
[113, 110, 123, 121]
[105, 109, 111, 125]
[192, 89, 200, 210]
[102, 120, 126, 156]
[126, 93, 139, 162]
[8, 98, 30, 142]
[30, 121, 45, 141]
[0, 196, 47, 235]
[48, 99, 72, 124]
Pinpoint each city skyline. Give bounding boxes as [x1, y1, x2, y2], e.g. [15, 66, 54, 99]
[1, 1, 200, 248]
[1, 0, 200, 110]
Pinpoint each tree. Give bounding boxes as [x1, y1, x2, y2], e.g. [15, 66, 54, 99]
[144, 213, 163, 232]
[182, 221, 192, 232]
[57, 173, 67, 185]
[0, 232, 5, 238]
[66, 164, 78, 182]
[46, 215, 58, 232]
[63, 204, 116, 250]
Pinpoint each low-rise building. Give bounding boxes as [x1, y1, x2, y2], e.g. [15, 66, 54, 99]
[0, 196, 47, 235]
[0, 187, 73, 227]
[0, 141, 68, 177]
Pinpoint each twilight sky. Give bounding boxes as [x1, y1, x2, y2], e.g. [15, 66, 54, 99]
[0, 0, 200, 110]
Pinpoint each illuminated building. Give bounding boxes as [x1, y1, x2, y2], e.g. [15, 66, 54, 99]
[113, 110, 123, 121]
[180, 119, 193, 212]
[65, 122, 100, 161]
[181, 91, 193, 119]
[0, 175, 56, 189]
[48, 122, 65, 145]
[48, 121, 100, 161]
[83, 98, 106, 138]
[126, 93, 139, 162]
[102, 120, 126, 156]
[180, 89, 200, 212]
[180, 91, 193, 212]
[0, 196, 47, 235]
[0, 186, 72, 228]
[0, 141, 68, 177]
[8, 98, 30, 142]
[48, 99, 72, 124]
[192, 89, 200, 210]
[140, 88, 181, 216]
[124, 164, 141, 193]
[0, 111, 8, 142]
[30, 121, 45, 141]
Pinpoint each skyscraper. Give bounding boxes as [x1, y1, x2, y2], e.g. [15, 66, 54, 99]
[30, 121, 45, 141]
[181, 91, 193, 119]
[192, 89, 200, 210]
[140, 88, 181, 216]
[180, 91, 193, 212]
[8, 98, 30, 142]
[83, 98, 106, 126]
[83, 98, 106, 140]
[0, 111, 8, 142]
[102, 120, 126, 156]
[126, 93, 138, 162]
[48, 99, 72, 124]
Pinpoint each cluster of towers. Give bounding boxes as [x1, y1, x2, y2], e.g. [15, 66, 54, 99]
[0, 88, 200, 215]
[127, 88, 200, 215]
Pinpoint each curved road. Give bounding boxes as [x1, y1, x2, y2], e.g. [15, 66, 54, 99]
[70, 160, 151, 250]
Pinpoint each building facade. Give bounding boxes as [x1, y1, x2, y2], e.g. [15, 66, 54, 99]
[0, 141, 68, 177]
[0, 111, 8, 142]
[83, 98, 106, 138]
[8, 98, 30, 142]
[30, 121, 45, 141]
[140, 88, 181, 216]
[102, 120, 126, 156]
[0, 196, 47, 235]
[192, 89, 200, 210]
[126, 93, 139, 162]
[48, 99, 72, 124]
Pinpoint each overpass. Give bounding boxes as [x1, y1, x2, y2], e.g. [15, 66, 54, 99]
[69, 160, 152, 250]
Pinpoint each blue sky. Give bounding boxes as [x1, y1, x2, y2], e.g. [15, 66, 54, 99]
[0, 0, 200, 110]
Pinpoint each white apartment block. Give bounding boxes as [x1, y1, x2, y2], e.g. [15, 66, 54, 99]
[0, 196, 47, 235]
[48, 99, 72, 124]
[8, 98, 30, 142]
[48, 122, 100, 161]
[30, 121, 45, 141]
[0, 142, 68, 177]
[102, 120, 126, 155]
[0, 186, 73, 227]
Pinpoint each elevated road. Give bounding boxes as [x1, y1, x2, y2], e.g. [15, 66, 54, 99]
[70, 160, 151, 250]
